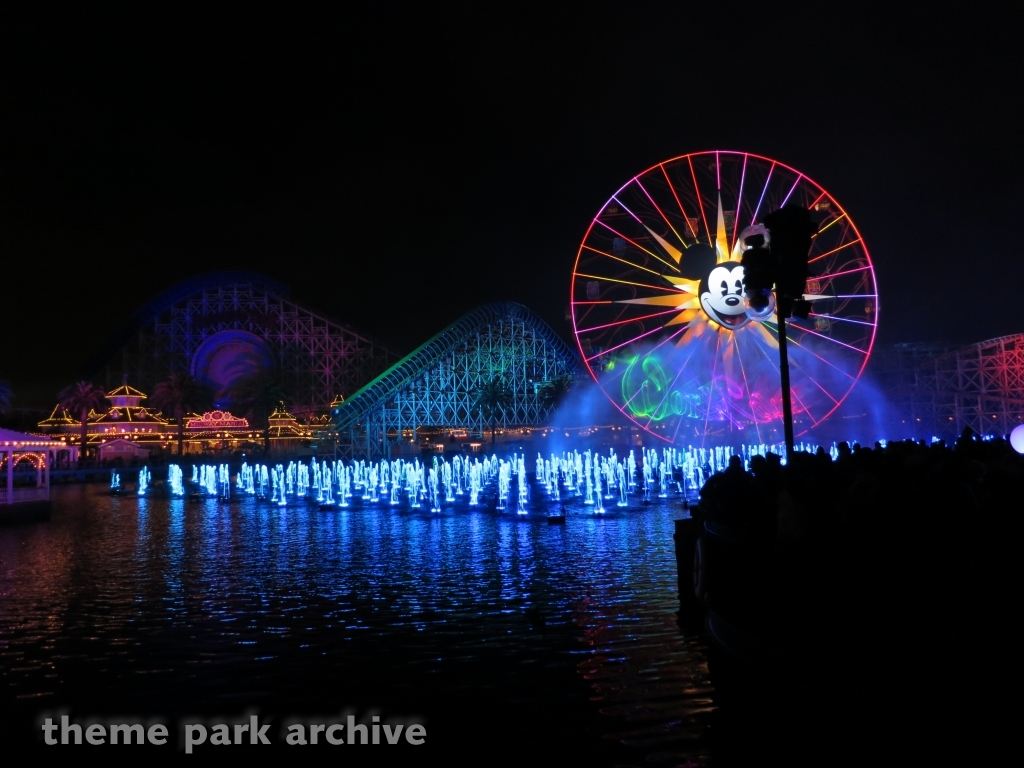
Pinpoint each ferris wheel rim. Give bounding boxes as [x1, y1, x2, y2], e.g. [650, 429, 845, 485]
[570, 150, 879, 443]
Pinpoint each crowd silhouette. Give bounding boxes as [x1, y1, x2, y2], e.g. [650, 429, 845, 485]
[693, 428, 1020, 759]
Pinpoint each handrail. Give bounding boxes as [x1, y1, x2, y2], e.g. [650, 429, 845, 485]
[0, 487, 50, 505]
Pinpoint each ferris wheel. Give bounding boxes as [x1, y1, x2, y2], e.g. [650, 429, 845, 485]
[570, 151, 878, 445]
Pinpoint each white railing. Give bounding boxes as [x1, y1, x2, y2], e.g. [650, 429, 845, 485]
[0, 487, 50, 505]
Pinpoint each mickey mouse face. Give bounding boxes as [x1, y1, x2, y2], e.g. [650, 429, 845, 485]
[700, 262, 751, 330]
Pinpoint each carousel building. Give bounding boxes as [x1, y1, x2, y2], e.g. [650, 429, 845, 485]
[89, 384, 170, 438]
[37, 383, 172, 459]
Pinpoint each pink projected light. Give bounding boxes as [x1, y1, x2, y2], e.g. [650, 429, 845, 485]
[570, 150, 879, 446]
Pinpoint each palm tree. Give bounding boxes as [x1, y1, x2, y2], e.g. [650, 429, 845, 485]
[58, 381, 107, 459]
[473, 377, 512, 448]
[150, 372, 215, 456]
[228, 372, 289, 454]
[539, 374, 574, 413]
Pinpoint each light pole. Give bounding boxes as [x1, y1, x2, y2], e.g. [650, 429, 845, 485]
[741, 204, 818, 459]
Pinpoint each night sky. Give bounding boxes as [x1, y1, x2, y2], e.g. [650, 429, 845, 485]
[2, 4, 1021, 406]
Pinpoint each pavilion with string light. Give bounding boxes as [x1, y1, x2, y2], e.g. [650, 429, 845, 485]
[0, 428, 75, 522]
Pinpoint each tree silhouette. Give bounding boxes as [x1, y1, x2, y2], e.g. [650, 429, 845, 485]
[473, 377, 512, 448]
[539, 374, 574, 413]
[0, 379, 11, 416]
[58, 381, 106, 458]
[228, 372, 289, 453]
[150, 372, 215, 456]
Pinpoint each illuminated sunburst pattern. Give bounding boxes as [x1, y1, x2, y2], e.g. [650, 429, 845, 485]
[571, 151, 878, 445]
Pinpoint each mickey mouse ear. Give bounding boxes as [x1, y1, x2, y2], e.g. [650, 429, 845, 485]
[679, 243, 716, 280]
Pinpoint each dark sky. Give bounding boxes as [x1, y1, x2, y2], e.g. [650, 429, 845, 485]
[2, 3, 1021, 404]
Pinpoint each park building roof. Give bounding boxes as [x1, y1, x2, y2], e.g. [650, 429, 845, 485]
[105, 384, 148, 408]
[0, 428, 68, 448]
[90, 387, 170, 434]
[90, 404, 170, 432]
[37, 405, 77, 429]
[39, 380, 170, 437]
[268, 404, 313, 439]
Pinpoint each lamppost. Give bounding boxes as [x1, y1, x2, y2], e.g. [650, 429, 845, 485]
[741, 204, 818, 459]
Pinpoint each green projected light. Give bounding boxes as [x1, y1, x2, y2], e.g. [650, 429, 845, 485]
[622, 354, 701, 422]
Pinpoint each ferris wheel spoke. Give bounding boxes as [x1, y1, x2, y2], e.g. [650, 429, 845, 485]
[785, 353, 841, 409]
[633, 177, 688, 249]
[761, 344, 819, 420]
[808, 313, 875, 328]
[576, 306, 683, 334]
[808, 191, 827, 210]
[789, 383, 817, 425]
[749, 317, 837, 425]
[620, 379, 650, 410]
[575, 273, 683, 293]
[594, 220, 680, 272]
[612, 188, 689, 264]
[793, 370, 841, 427]
[669, 415, 685, 445]
[808, 238, 862, 265]
[750, 324, 782, 367]
[583, 324, 667, 362]
[733, 333, 764, 444]
[748, 328, 821, 423]
[730, 153, 749, 254]
[807, 375, 841, 407]
[670, 385, 697, 444]
[786, 323, 870, 355]
[612, 193, 684, 263]
[779, 173, 804, 208]
[573, 303, 602, 331]
[597, 355, 635, 389]
[701, 332, 723, 447]
[618, 378, 643, 409]
[611, 194, 646, 225]
[687, 155, 712, 247]
[764, 325, 858, 380]
[648, 325, 688, 354]
[750, 161, 776, 225]
[660, 164, 700, 241]
[641, 337, 704, 430]
[641, 371, 685, 431]
[615, 296, 698, 308]
[815, 212, 848, 237]
[815, 265, 873, 283]
[581, 245, 662, 276]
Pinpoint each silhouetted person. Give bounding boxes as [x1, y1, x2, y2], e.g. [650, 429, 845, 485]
[725, 454, 744, 477]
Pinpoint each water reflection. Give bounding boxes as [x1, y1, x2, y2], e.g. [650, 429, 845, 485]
[1, 484, 711, 762]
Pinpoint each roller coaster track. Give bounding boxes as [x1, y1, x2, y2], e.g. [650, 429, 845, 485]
[332, 302, 581, 458]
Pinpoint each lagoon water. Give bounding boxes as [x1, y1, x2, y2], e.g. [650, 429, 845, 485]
[1, 481, 716, 763]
